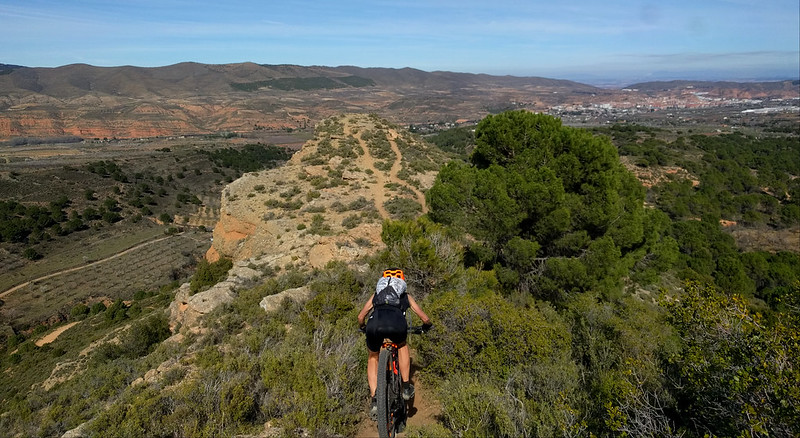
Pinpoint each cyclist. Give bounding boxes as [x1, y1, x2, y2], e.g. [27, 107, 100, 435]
[357, 268, 432, 420]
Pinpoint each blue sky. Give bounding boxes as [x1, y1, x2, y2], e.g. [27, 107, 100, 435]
[1, 0, 798, 84]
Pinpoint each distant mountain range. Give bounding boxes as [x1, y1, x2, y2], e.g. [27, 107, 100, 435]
[0, 62, 600, 96]
[0, 62, 797, 140]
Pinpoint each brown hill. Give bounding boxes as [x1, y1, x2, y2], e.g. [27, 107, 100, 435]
[0, 62, 611, 140]
[626, 79, 800, 99]
[1, 62, 797, 141]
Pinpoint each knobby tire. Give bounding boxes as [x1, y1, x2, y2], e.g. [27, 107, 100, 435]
[376, 348, 395, 438]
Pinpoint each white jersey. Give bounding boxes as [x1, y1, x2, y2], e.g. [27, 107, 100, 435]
[375, 276, 407, 297]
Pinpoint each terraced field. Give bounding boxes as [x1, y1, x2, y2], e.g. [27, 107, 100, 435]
[1, 230, 210, 328]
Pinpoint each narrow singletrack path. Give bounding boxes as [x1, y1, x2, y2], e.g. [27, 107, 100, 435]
[343, 116, 428, 220]
[354, 363, 439, 437]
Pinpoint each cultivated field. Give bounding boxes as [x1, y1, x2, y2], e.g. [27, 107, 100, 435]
[0, 131, 307, 331]
[1, 230, 209, 328]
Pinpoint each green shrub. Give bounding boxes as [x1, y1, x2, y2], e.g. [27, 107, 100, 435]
[308, 214, 331, 235]
[190, 258, 233, 294]
[341, 214, 361, 229]
[384, 196, 422, 220]
[303, 205, 326, 213]
[104, 299, 128, 324]
[90, 301, 107, 315]
[119, 313, 171, 358]
[663, 282, 800, 436]
[7, 352, 22, 365]
[377, 218, 463, 296]
[438, 376, 522, 437]
[23, 247, 42, 260]
[416, 289, 569, 379]
[306, 190, 321, 201]
[70, 304, 89, 320]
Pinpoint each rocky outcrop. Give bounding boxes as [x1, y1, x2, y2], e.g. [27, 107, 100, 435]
[259, 286, 313, 313]
[167, 259, 266, 330]
[169, 113, 447, 332]
[130, 357, 181, 387]
[168, 282, 236, 330]
[207, 113, 445, 269]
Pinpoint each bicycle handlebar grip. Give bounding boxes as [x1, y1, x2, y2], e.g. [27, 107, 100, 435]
[409, 324, 432, 334]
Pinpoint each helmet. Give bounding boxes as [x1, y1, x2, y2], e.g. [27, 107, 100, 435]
[382, 268, 405, 280]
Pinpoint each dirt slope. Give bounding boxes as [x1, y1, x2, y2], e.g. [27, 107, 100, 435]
[207, 113, 446, 268]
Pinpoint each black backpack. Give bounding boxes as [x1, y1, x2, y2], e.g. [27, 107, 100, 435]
[373, 277, 401, 308]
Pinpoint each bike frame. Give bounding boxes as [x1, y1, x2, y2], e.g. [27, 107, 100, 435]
[374, 326, 426, 438]
[377, 339, 405, 438]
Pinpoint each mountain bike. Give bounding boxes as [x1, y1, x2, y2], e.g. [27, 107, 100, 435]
[375, 325, 427, 438]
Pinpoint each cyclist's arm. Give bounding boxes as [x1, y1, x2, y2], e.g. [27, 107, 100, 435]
[357, 293, 375, 326]
[407, 294, 432, 325]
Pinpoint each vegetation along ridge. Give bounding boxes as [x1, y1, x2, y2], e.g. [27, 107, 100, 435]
[0, 110, 797, 437]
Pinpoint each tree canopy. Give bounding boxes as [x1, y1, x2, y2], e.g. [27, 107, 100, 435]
[427, 111, 648, 299]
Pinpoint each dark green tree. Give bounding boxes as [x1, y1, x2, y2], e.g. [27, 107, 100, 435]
[427, 111, 648, 299]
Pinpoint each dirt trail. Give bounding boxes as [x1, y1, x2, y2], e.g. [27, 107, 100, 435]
[348, 118, 439, 435]
[35, 321, 81, 346]
[344, 118, 428, 220]
[0, 235, 175, 299]
[354, 354, 440, 437]
[386, 131, 428, 215]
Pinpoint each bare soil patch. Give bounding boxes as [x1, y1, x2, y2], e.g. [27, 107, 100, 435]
[620, 156, 699, 188]
[35, 321, 80, 346]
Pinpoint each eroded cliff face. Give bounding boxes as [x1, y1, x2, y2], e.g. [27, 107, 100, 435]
[0, 101, 301, 140]
[206, 113, 445, 271]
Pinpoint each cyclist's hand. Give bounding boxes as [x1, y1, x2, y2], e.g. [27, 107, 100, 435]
[359, 324, 367, 333]
[421, 322, 433, 333]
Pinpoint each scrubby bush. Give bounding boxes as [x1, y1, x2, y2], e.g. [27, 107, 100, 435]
[341, 214, 361, 229]
[384, 196, 422, 220]
[90, 301, 107, 315]
[190, 258, 233, 294]
[415, 289, 569, 379]
[70, 303, 89, 320]
[377, 218, 463, 296]
[663, 282, 800, 436]
[121, 313, 171, 358]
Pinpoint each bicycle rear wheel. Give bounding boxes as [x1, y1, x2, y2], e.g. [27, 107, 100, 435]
[376, 348, 397, 438]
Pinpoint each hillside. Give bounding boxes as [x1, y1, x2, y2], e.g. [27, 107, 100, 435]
[0, 62, 601, 140]
[207, 113, 446, 266]
[0, 114, 454, 437]
[174, 113, 450, 328]
[0, 110, 798, 437]
[2, 62, 797, 141]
